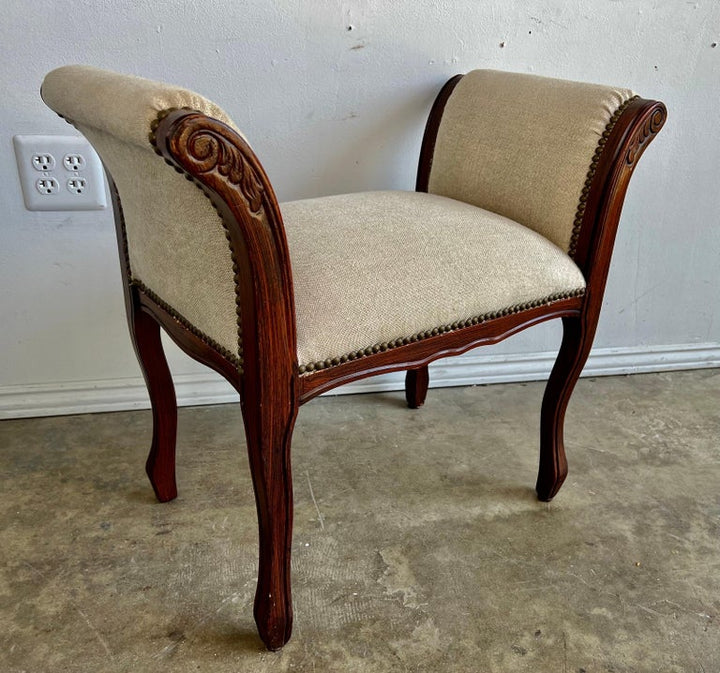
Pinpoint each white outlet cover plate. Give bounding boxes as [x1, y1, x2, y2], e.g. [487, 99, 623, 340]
[13, 135, 107, 211]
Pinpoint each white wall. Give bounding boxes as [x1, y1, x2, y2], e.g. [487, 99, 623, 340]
[1, 1, 718, 417]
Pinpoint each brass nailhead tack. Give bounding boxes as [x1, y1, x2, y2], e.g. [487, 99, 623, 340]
[568, 95, 639, 258]
[299, 288, 586, 376]
[140, 110, 593, 380]
[60, 108, 237, 375]
[133, 279, 243, 372]
[148, 107, 245, 371]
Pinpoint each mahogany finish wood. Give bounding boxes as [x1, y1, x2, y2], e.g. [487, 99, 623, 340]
[537, 316, 584, 500]
[415, 74, 463, 193]
[538, 97, 667, 500]
[405, 366, 430, 409]
[154, 111, 299, 651]
[136, 289, 242, 387]
[101, 78, 665, 650]
[109, 185, 179, 502]
[131, 303, 179, 503]
[298, 296, 583, 402]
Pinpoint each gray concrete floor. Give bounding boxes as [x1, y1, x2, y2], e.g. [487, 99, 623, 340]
[1, 370, 719, 672]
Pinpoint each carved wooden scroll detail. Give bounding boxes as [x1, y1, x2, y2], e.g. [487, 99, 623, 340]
[151, 109, 264, 214]
[153, 109, 298, 385]
[626, 104, 667, 167]
[184, 127, 264, 212]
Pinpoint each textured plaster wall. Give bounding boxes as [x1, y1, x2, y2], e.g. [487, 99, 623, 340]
[0, 1, 718, 393]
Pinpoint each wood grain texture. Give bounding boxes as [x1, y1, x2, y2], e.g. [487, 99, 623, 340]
[154, 112, 300, 650]
[536, 97, 667, 500]
[571, 98, 668, 275]
[136, 287, 242, 387]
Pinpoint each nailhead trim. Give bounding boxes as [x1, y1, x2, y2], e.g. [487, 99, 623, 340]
[297, 287, 586, 374]
[131, 279, 243, 371]
[58, 106, 246, 373]
[108, 181, 134, 298]
[568, 95, 639, 258]
[149, 108, 245, 372]
[297, 93, 631, 373]
[56, 99, 612, 379]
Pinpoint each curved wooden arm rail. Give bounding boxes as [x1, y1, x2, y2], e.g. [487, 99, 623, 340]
[41, 66, 666, 651]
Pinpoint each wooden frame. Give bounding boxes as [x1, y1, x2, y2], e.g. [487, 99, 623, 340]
[105, 77, 666, 650]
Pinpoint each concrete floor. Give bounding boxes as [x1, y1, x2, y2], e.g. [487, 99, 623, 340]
[1, 370, 718, 672]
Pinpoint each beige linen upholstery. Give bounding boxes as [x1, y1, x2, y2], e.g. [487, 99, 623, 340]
[428, 70, 634, 252]
[41, 65, 242, 148]
[281, 191, 585, 369]
[42, 66, 242, 359]
[41, 67, 590, 372]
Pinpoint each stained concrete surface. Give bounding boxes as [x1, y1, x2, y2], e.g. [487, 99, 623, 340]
[1, 370, 719, 672]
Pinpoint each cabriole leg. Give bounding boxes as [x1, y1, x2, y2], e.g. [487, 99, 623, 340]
[243, 395, 298, 651]
[130, 306, 178, 502]
[537, 316, 592, 502]
[405, 365, 430, 409]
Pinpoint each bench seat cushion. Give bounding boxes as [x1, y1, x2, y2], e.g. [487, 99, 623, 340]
[281, 190, 586, 370]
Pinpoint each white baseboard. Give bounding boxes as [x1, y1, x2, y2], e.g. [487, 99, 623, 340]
[1, 343, 718, 419]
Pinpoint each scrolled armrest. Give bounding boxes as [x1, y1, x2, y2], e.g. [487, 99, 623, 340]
[153, 110, 298, 383]
[420, 69, 639, 254]
[571, 97, 667, 286]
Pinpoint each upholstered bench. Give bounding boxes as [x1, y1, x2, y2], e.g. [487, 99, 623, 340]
[42, 65, 665, 650]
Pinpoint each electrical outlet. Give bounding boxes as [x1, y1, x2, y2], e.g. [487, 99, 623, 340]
[63, 153, 86, 171]
[33, 154, 56, 171]
[67, 177, 87, 194]
[13, 135, 107, 211]
[36, 177, 60, 194]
